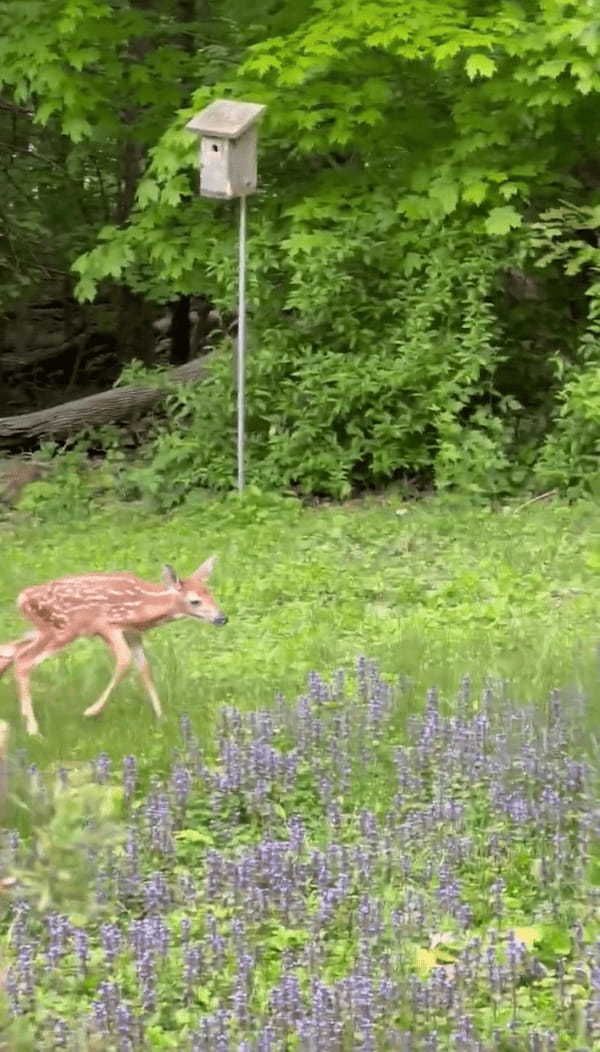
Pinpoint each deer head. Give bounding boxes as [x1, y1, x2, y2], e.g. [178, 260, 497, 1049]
[161, 556, 228, 625]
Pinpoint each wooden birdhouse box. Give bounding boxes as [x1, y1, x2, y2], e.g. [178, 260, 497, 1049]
[186, 99, 266, 200]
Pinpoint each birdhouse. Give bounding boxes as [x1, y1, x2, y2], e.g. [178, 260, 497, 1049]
[186, 99, 266, 200]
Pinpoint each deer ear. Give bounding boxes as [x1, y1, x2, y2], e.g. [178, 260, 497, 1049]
[195, 555, 216, 579]
[162, 564, 180, 588]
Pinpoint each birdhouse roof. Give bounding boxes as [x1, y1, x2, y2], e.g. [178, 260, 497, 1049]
[186, 100, 266, 140]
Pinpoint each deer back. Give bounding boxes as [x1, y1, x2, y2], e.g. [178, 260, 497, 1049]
[18, 573, 182, 632]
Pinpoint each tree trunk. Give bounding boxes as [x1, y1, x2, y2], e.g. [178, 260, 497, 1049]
[113, 285, 154, 366]
[111, 0, 154, 367]
[169, 294, 191, 364]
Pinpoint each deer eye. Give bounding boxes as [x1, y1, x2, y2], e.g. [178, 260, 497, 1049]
[189, 598, 201, 606]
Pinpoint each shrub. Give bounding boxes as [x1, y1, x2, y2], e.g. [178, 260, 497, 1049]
[123, 223, 522, 507]
[534, 363, 600, 496]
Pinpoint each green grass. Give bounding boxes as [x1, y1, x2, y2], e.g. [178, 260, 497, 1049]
[4, 488, 600, 1048]
[2, 488, 600, 775]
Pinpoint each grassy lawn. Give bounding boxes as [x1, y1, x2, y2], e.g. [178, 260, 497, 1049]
[4, 489, 600, 1047]
[1, 489, 599, 774]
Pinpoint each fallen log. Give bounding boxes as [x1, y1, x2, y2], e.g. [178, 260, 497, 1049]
[0, 352, 216, 449]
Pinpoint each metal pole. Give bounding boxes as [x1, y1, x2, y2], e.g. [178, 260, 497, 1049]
[237, 194, 247, 492]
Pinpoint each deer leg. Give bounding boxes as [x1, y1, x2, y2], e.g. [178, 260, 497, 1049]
[0, 631, 37, 679]
[0, 641, 20, 679]
[13, 630, 67, 736]
[83, 629, 132, 718]
[125, 632, 163, 719]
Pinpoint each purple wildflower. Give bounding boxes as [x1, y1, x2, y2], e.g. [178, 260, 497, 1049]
[94, 752, 111, 784]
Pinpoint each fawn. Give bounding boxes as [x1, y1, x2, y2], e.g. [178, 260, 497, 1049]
[0, 557, 227, 735]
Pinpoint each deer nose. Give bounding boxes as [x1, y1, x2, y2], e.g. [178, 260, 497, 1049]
[213, 614, 228, 626]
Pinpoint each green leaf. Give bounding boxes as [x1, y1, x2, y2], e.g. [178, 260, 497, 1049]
[586, 858, 600, 884]
[103, 244, 126, 278]
[62, 116, 92, 143]
[74, 275, 97, 302]
[537, 59, 568, 78]
[510, 926, 543, 950]
[465, 53, 497, 80]
[244, 51, 283, 75]
[35, 100, 59, 125]
[175, 828, 214, 845]
[414, 947, 438, 974]
[539, 925, 572, 956]
[430, 180, 459, 214]
[484, 205, 523, 235]
[434, 40, 462, 64]
[498, 181, 520, 200]
[403, 251, 424, 275]
[137, 179, 160, 207]
[463, 181, 487, 204]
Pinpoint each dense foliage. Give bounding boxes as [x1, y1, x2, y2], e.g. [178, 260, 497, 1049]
[2, 0, 600, 494]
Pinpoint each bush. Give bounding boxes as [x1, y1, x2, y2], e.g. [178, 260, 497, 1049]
[123, 223, 524, 507]
[534, 363, 600, 496]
